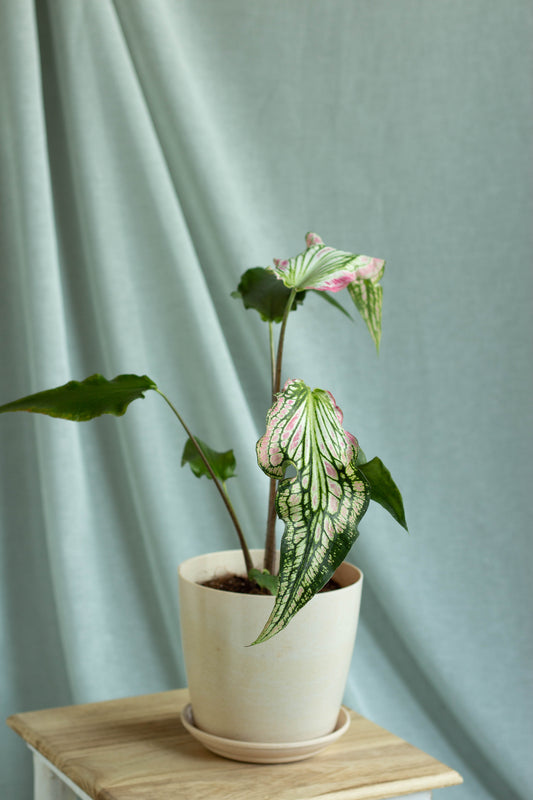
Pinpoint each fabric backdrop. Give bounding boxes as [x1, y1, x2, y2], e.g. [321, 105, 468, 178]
[1, 2, 531, 798]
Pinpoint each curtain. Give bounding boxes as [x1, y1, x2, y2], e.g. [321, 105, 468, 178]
[1, 1, 531, 798]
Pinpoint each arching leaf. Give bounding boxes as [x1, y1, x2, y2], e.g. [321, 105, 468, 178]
[181, 437, 236, 483]
[0, 374, 157, 421]
[269, 232, 385, 350]
[347, 276, 383, 352]
[254, 379, 370, 644]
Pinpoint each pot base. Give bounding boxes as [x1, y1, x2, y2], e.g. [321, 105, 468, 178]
[180, 703, 351, 763]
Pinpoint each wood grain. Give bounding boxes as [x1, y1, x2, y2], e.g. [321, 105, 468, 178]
[7, 688, 462, 800]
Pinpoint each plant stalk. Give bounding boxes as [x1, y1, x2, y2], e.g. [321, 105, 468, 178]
[268, 321, 276, 399]
[156, 389, 253, 574]
[273, 289, 297, 397]
[263, 288, 297, 574]
[263, 478, 278, 574]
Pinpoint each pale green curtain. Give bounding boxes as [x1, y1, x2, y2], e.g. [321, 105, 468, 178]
[1, 2, 532, 798]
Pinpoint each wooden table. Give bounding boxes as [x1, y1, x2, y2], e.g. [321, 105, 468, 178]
[7, 688, 462, 800]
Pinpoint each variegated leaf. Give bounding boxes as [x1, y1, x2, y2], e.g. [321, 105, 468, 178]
[269, 233, 385, 350]
[231, 267, 306, 322]
[254, 379, 370, 644]
[347, 278, 383, 352]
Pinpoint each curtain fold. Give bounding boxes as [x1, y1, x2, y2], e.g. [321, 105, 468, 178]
[1, 2, 531, 799]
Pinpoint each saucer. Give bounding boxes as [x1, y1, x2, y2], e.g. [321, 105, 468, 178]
[180, 703, 351, 763]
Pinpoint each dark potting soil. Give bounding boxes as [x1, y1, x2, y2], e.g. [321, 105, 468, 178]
[201, 574, 341, 595]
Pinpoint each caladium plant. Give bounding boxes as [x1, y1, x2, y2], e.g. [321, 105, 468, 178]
[0, 233, 406, 644]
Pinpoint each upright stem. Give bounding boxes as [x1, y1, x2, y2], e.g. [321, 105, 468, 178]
[268, 321, 276, 398]
[156, 389, 253, 574]
[263, 479, 278, 574]
[263, 289, 297, 574]
[273, 289, 297, 397]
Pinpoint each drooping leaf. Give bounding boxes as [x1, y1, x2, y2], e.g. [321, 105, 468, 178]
[249, 568, 279, 595]
[181, 437, 237, 483]
[268, 233, 385, 349]
[232, 267, 306, 322]
[0, 374, 157, 421]
[310, 289, 353, 320]
[347, 275, 384, 352]
[254, 379, 371, 644]
[357, 456, 408, 531]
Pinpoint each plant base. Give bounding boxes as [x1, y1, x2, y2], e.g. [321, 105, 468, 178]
[180, 702, 351, 763]
[178, 549, 363, 747]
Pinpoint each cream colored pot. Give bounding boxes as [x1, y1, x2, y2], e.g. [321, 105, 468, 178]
[178, 549, 363, 744]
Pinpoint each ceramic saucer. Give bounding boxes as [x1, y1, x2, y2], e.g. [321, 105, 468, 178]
[180, 703, 350, 764]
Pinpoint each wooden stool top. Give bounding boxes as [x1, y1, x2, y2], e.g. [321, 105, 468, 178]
[7, 688, 462, 800]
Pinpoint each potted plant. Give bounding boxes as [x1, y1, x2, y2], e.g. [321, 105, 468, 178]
[0, 232, 407, 761]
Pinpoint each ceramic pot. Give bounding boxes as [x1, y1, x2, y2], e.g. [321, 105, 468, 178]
[178, 549, 363, 744]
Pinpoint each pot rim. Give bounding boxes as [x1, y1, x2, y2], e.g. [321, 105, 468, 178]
[178, 548, 362, 595]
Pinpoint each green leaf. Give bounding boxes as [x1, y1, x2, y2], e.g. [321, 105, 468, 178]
[357, 456, 408, 531]
[254, 379, 371, 644]
[249, 568, 279, 595]
[347, 278, 383, 353]
[355, 446, 367, 466]
[310, 289, 353, 320]
[181, 436, 236, 483]
[0, 374, 157, 421]
[232, 267, 306, 323]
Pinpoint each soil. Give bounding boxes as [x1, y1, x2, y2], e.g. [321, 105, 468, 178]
[201, 574, 341, 594]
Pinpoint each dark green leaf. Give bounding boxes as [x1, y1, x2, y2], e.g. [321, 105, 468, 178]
[0, 374, 157, 421]
[355, 446, 367, 465]
[310, 289, 353, 320]
[249, 568, 279, 595]
[357, 456, 408, 530]
[232, 267, 306, 323]
[181, 436, 236, 483]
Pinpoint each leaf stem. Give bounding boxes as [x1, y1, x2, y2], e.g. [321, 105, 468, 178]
[263, 288, 297, 574]
[273, 289, 297, 396]
[155, 389, 253, 573]
[268, 321, 276, 399]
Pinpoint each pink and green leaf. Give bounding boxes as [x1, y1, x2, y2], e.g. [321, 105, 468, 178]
[269, 233, 385, 350]
[231, 267, 306, 323]
[347, 277, 383, 352]
[254, 379, 370, 644]
[232, 266, 353, 323]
